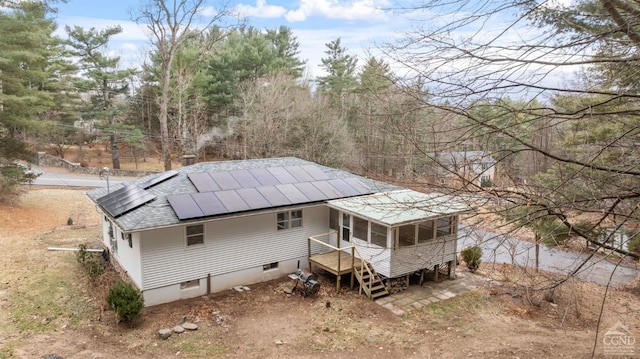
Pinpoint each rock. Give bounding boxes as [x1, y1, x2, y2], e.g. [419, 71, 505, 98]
[158, 328, 172, 340]
[283, 283, 295, 294]
[275, 340, 285, 345]
[178, 316, 187, 324]
[242, 286, 250, 291]
[173, 325, 185, 333]
[182, 322, 198, 330]
[233, 286, 244, 292]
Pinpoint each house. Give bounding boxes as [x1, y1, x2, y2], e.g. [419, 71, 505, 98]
[87, 157, 471, 306]
[432, 151, 496, 187]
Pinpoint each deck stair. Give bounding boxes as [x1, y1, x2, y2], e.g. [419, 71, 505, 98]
[354, 261, 389, 300]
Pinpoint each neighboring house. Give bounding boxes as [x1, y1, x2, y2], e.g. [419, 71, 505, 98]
[432, 151, 496, 187]
[87, 157, 470, 306]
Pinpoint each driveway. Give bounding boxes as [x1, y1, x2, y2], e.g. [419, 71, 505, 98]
[459, 226, 639, 286]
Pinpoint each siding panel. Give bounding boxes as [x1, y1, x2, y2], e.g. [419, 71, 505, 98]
[141, 206, 328, 290]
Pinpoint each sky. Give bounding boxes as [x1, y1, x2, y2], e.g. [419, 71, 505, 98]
[53, 0, 410, 79]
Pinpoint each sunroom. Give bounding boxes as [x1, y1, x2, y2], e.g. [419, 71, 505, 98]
[309, 189, 470, 296]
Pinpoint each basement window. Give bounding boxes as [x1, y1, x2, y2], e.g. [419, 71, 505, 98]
[180, 279, 199, 290]
[263, 262, 279, 271]
[186, 224, 204, 246]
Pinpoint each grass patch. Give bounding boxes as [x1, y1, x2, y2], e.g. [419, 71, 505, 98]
[7, 254, 97, 335]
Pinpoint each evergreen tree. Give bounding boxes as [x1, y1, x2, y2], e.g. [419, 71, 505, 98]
[317, 38, 358, 115]
[65, 25, 136, 169]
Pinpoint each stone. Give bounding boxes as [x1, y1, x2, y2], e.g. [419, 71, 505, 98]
[158, 329, 172, 340]
[233, 286, 244, 292]
[182, 322, 198, 330]
[173, 325, 185, 333]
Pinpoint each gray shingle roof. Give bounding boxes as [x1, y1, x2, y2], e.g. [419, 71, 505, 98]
[87, 157, 397, 232]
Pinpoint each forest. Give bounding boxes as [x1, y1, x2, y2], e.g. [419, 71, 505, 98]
[1, 0, 639, 261]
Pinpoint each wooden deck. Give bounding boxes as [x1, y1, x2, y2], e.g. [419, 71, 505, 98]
[309, 251, 362, 275]
[309, 250, 362, 292]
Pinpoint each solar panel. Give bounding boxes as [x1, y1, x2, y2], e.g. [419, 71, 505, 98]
[257, 186, 291, 206]
[236, 188, 271, 209]
[210, 171, 242, 190]
[327, 179, 360, 196]
[167, 194, 205, 219]
[283, 166, 314, 182]
[142, 170, 179, 189]
[311, 181, 344, 198]
[267, 167, 297, 184]
[215, 190, 251, 212]
[97, 184, 157, 217]
[275, 183, 309, 203]
[192, 192, 227, 216]
[229, 169, 261, 188]
[342, 177, 371, 194]
[300, 164, 329, 180]
[188, 173, 220, 192]
[247, 168, 280, 186]
[294, 182, 329, 202]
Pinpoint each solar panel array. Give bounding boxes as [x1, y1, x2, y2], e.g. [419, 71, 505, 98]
[167, 164, 374, 220]
[141, 170, 179, 189]
[97, 184, 157, 218]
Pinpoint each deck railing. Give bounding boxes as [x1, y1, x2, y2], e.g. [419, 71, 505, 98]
[307, 233, 377, 295]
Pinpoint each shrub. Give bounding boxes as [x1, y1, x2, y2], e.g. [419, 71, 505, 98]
[461, 246, 483, 272]
[76, 244, 105, 283]
[106, 281, 144, 324]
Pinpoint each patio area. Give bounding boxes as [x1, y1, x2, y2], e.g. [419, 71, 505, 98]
[375, 272, 488, 315]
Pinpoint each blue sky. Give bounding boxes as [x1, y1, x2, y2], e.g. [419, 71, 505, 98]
[54, 0, 409, 78]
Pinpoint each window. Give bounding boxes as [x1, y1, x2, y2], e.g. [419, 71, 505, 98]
[186, 224, 204, 246]
[353, 216, 368, 241]
[263, 262, 279, 271]
[180, 279, 199, 290]
[371, 223, 387, 247]
[436, 217, 453, 237]
[277, 210, 303, 230]
[398, 225, 416, 247]
[329, 208, 339, 230]
[418, 221, 434, 243]
[342, 213, 351, 242]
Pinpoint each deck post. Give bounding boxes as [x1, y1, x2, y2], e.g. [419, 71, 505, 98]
[434, 264, 439, 282]
[350, 247, 355, 290]
[336, 250, 341, 293]
[307, 237, 312, 272]
[419, 269, 425, 286]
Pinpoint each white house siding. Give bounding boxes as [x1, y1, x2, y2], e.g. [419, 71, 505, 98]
[389, 235, 457, 278]
[101, 217, 143, 288]
[139, 205, 328, 305]
[351, 237, 391, 277]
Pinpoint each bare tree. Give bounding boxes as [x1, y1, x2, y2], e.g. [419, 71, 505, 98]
[382, 0, 640, 263]
[134, 0, 234, 170]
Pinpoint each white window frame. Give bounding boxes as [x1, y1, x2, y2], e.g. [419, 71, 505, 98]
[186, 224, 205, 247]
[277, 210, 303, 230]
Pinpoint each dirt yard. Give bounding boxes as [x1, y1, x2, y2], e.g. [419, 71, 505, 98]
[1, 187, 639, 358]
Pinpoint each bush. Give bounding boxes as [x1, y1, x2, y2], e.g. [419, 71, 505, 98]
[461, 246, 483, 272]
[76, 244, 106, 283]
[106, 281, 144, 324]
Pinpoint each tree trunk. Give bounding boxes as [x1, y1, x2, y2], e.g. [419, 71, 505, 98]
[111, 132, 120, 170]
[159, 62, 172, 171]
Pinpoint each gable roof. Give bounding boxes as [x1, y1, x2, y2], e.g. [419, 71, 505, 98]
[327, 189, 472, 226]
[87, 157, 397, 232]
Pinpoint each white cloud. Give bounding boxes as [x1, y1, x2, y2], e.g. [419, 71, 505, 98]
[198, 6, 217, 17]
[285, 0, 388, 23]
[235, 0, 286, 19]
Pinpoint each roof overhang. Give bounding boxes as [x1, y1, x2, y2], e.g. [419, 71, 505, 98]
[327, 189, 473, 227]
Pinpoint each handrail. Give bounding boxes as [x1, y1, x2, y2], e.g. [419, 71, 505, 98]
[307, 233, 382, 298]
